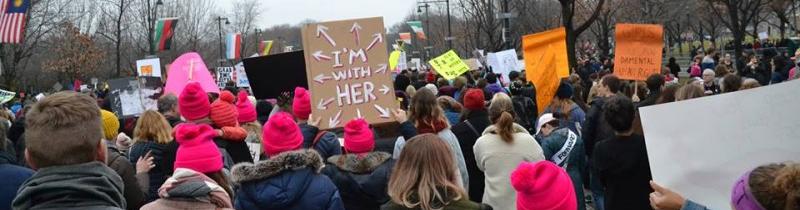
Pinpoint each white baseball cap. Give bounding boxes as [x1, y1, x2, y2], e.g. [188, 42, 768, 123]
[536, 113, 557, 135]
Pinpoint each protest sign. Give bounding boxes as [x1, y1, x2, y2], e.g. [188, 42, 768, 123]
[301, 17, 397, 129]
[428, 50, 470, 80]
[234, 63, 249, 87]
[216, 67, 234, 89]
[527, 52, 559, 114]
[243, 51, 308, 100]
[522, 27, 569, 80]
[640, 81, 800, 210]
[613, 23, 663, 81]
[463, 58, 483, 71]
[136, 58, 162, 77]
[108, 77, 163, 118]
[164, 52, 219, 96]
[487, 49, 519, 83]
[247, 142, 261, 162]
[397, 51, 407, 72]
[0, 89, 14, 104]
[409, 58, 421, 70]
[389, 50, 401, 71]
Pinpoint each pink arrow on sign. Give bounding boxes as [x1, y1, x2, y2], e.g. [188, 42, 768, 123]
[328, 110, 342, 128]
[350, 22, 362, 45]
[374, 64, 387, 74]
[316, 97, 335, 110]
[312, 50, 332, 61]
[316, 24, 336, 47]
[314, 73, 332, 84]
[366, 33, 383, 51]
[373, 104, 390, 119]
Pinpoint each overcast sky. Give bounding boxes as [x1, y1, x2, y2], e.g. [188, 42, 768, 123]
[216, 0, 418, 28]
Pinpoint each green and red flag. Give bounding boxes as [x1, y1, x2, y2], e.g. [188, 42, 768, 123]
[153, 17, 179, 52]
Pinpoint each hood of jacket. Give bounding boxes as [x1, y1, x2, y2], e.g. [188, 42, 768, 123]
[481, 123, 530, 136]
[326, 152, 392, 174]
[323, 152, 394, 206]
[230, 149, 325, 209]
[12, 161, 126, 209]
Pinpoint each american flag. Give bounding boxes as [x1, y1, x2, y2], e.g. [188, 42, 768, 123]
[0, 0, 29, 44]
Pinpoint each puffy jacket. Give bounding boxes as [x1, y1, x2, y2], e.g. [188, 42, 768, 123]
[450, 110, 491, 202]
[322, 152, 395, 210]
[0, 151, 32, 210]
[582, 97, 614, 158]
[232, 149, 344, 210]
[128, 141, 171, 202]
[107, 146, 147, 210]
[299, 123, 343, 160]
[538, 128, 587, 210]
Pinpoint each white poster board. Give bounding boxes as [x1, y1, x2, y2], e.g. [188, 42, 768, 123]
[246, 142, 261, 162]
[640, 80, 800, 210]
[410, 58, 421, 70]
[216, 67, 234, 89]
[397, 52, 407, 72]
[486, 49, 519, 83]
[136, 58, 162, 77]
[234, 62, 249, 87]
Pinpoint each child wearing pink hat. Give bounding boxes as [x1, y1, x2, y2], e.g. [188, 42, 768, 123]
[511, 161, 577, 210]
[236, 91, 262, 144]
[321, 119, 395, 210]
[209, 90, 252, 164]
[291, 87, 342, 160]
[230, 112, 344, 210]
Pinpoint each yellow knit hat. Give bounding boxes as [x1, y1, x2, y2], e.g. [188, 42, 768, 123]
[100, 110, 120, 140]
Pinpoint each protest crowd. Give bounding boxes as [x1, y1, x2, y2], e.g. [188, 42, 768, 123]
[0, 3, 799, 209]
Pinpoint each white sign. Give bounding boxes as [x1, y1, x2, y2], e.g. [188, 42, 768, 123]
[640, 80, 800, 210]
[487, 49, 520, 83]
[246, 142, 261, 162]
[758, 32, 768, 40]
[136, 58, 162, 77]
[234, 62, 249, 87]
[397, 52, 407, 72]
[216, 67, 234, 89]
[410, 58, 422, 70]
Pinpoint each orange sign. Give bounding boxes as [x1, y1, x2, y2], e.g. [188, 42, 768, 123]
[522, 27, 569, 113]
[301, 17, 396, 129]
[613, 23, 664, 81]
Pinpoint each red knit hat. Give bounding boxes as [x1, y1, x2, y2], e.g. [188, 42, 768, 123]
[511, 161, 577, 210]
[179, 82, 211, 121]
[463, 88, 486, 111]
[236, 91, 257, 123]
[343, 119, 374, 154]
[262, 112, 303, 156]
[210, 90, 239, 127]
[292, 87, 311, 120]
[173, 123, 222, 173]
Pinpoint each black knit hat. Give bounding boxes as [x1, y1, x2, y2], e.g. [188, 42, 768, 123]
[556, 82, 573, 99]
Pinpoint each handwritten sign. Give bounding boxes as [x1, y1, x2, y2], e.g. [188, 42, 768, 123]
[487, 49, 520, 83]
[613, 23, 664, 81]
[234, 63, 249, 87]
[428, 50, 470, 80]
[136, 58, 162, 77]
[301, 17, 397, 129]
[216, 67, 233, 89]
[522, 27, 569, 79]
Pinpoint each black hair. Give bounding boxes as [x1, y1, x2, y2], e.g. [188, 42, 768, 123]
[645, 74, 665, 92]
[486, 73, 498, 84]
[602, 95, 635, 132]
[601, 75, 621, 93]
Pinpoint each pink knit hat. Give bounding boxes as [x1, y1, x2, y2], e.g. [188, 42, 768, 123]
[236, 91, 257, 123]
[292, 87, 311, 120]
[262, 112, 303, 156]
[179, 82, 211, 121]
[344, 119, 374, 154]
[210, 90, 239, 127]
[511, 161, 577, 210]
[173, 123, 222, 173]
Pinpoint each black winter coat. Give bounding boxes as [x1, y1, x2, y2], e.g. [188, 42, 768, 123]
[450, 110, 491, 202]
[322, 152, 395, 210]
[582, 97, 616, 159]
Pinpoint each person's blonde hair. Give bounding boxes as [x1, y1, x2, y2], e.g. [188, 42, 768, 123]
[489, 93, 517, 142]
[405, 85, 417, 99]
[388, 134, 466, 210]
[133, 110, 173, 144]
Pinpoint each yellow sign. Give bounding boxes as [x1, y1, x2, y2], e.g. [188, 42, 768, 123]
[389, 50, 401, 70]
[428, 50, 469, 80]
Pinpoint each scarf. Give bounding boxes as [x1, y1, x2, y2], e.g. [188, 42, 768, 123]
[416, 119, 449, 134]
[158, 168, 233, 208]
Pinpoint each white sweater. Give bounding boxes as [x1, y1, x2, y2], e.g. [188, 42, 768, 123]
[474, 123, 545, 210]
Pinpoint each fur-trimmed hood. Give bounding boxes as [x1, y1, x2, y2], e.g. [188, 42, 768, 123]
[231, 149, 324, 183]
[326, 152, 392, 174]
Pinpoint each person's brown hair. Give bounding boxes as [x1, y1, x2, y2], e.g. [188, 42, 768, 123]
[133, 110, 173, 144]
[25, 91, 103, 168]
[437, 96, 462, 113]
[601, 74, 621, 93]
[388, 134, 466, 210]
[206, 171, 234, 199]
[409, 88, 448, 129]
[741, 78, 761, 90]
[722, 74, 743, 93]
[675, 84, 705, 101]
[714, 65, 730, 78]
[749, 163, 800, 210]
[656, 84, 679, 104]
[488, 93, 516, 142]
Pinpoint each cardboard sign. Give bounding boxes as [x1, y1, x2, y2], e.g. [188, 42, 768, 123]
[136, 58, 162, 77]
[522, 27, 569, 80]
[108, 77, 163, 118]
[428, 50, 470, 80]
[640, 80, 800, 209]
[242, 51, 308, 100]
[234, 63, 249, 88]
[487, 49, 520, 83]
[216, 67, 234, 89]
[613, 23, 664, 81]
[301, 17, 397, 129]
[463, 58, 483, 71]
[165, 52, 219, 96]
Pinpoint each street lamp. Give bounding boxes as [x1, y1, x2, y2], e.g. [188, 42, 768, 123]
[217, 16, 230, 61]
[417, 0, 452, 50]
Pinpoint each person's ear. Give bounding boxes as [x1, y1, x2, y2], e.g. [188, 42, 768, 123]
[24, 149, 38, 171]
[96, 140, 107, 164]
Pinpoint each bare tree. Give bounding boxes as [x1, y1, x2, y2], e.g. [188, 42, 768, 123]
[559, 0, 607, 69]
[767, 0, 798, 40]
[96, 0, 131, 77]
[709, 0, 766, 65]
[230, 0, 261, 60]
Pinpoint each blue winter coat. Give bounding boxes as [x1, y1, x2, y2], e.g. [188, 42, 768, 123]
[322, 152, 395, 210]
[299, 123, 343, 160]
[543, 102, 586, 135]
[0, 151, 32, 210]
[128, 141, 170, 202]
[232, 149, 344, 210]
[538, 128, 587, 210]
